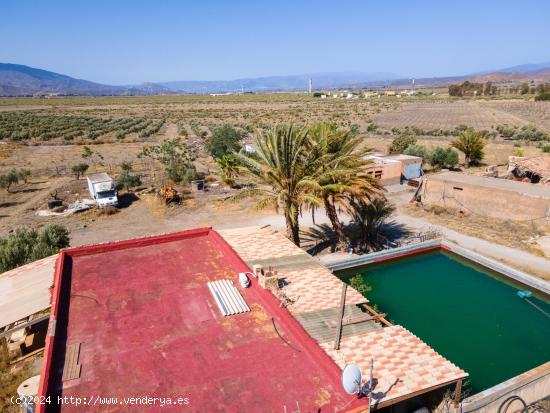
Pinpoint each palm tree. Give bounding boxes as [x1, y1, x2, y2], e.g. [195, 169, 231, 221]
[309, 123, 382, 244]
[346, 197, 395, 251]
[231, 125, 322, 246]
[216, 154, 240, 187]
[451, 130, 486, 168]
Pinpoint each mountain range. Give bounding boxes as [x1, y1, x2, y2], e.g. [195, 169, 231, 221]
[0, 62, 549, 97]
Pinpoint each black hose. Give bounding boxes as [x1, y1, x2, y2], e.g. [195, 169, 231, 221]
[497, 396, 527, 413]
[271, 317, 301, 352]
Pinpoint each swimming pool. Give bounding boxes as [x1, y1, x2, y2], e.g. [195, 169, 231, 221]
[338, 250, 550, 394]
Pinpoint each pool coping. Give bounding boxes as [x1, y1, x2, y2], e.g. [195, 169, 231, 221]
[323, 239, 550, 296]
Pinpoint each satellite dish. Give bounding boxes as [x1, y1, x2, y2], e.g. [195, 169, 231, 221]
[342, 364, 362, 395]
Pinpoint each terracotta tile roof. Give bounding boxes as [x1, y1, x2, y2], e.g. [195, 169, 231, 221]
[321, 326, 467, 406]
[281, 266, 367, 313]
[219, 226, 367, 314]
[219, 226, 304, 262]
[219, 226, 468, 407]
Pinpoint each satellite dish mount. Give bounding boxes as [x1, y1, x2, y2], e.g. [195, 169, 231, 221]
[342, 359, 375, 412]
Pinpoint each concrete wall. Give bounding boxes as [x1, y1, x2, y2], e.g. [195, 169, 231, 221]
[422, 176, 550, 221]
[365, 160, 402, 185]
[460, 362, 550, 413]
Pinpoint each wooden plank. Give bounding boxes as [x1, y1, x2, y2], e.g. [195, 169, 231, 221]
[62, 342, 82, 381]
[0, 314, 50, 339]
[453, 379, 463, 407]
[342, 313, 387, 327]
[362, 304, 393, 327]
[333, 282, 347, 350]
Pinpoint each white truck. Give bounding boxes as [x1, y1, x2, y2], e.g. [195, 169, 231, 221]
[86, 173, 118, 208]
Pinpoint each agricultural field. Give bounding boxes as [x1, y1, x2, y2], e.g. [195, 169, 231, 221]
[375, 100, 550, 132]
[0, 94, 549, 247]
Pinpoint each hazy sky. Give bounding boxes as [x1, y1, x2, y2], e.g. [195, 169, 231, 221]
[2, 0, 549, 85]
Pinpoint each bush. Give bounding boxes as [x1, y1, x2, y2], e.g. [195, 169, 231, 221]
[206, 125, 242, 158]
[0, 224, 70, 272]
[0, 169, 19, 192]
[428, 147, 459, 169]
[17, 168, 31, 183]
[116, 171, 141, 192]
[403, 144, 429, 163]
[496, 124, 518, 138]
[72, 163, 89, 180]
[177, 121, 188, 136]
[535, 92, 550, 101]
[512, 148, 524, 157]
[349, 274, 372, 294]
[139, 138, 198, 184]
[512, 125, 549, 142]
[388, 133, 417, 154]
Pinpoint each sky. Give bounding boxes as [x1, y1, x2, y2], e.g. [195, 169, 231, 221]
[1, 0, 549, 85]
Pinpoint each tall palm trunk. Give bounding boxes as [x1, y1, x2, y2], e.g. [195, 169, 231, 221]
[284, 207, 301, 246]
[324, 196, 345, 243]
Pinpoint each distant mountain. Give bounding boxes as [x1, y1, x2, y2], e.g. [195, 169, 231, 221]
[0, 63, 169, 96]
[493, 62, 550, 73]
[466, 68, 550, 84]
[160, 72, 400, 94]
[1, 61, 549, 96]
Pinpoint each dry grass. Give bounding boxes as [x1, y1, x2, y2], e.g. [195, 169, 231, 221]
[0, 340, 35, 413]
[402, 203, 550, 255]
[142, 193, 167, 220]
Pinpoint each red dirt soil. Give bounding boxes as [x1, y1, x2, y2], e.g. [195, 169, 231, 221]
[38, 228, 366, 412]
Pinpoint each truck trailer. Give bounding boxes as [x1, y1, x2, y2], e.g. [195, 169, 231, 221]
[86, 172, 118, 208]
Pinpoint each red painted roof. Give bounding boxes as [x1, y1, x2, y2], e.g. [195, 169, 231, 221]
[38, 228, 367, 412]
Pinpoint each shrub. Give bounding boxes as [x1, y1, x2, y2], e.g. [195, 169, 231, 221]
[139, 138, 198, 184]
[428, 147, 459, 169]
[177, 121, 188, 136]
[388, 132, 417, 154]
[403, 144, 429, 163]
[349, 274, 372, 294]
[206, 125, 242, 158]
[0, 224, 70, 272]
[116, 171, 141, 192]
[72, 163, 89, 180]
[366, 122, 378, 132]
[18, 168, 31, 183]
[535, 92, 550, 101]
[0, 169, 19, 192]
[512, 125, 548, 142]
[512, 148, 524, 157]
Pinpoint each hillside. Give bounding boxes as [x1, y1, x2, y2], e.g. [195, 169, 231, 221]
[1, 62, 549, 96]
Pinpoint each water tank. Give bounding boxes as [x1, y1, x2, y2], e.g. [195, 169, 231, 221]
[17, 375, 40, 413]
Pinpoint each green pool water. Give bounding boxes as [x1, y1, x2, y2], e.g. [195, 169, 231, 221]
[339, 251, 550, 394]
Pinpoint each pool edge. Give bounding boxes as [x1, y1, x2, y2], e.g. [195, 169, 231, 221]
[324, 239, 550, 296]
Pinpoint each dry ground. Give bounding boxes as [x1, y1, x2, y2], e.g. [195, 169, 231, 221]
[1, 95, 549, 260]
[375, 99, 550, 132]
[401, 203, 550, 257]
